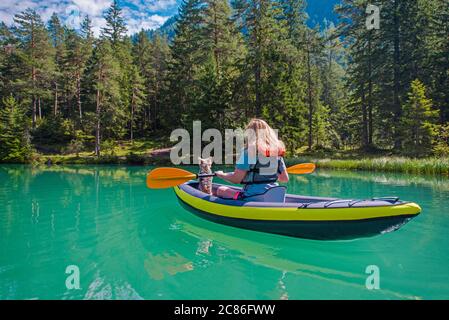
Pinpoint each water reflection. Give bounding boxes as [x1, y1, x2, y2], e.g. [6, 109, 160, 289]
[173, 214, 420, 300]
[0, 165, 448, 299]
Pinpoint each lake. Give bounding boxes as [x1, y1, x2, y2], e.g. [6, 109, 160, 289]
[0, 165, 448, 299]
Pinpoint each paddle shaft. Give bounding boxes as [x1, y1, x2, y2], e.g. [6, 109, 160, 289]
[146, 163, 315, 189]
[197, 173, 216, 178]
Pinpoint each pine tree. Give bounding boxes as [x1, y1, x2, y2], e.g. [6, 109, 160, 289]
[0, 95, 32, 162]
[116, 36, 146, 141]
[0, 22, 16, 96]
[375, 0, 433, 149]
[337, 0, 379, 149]
[303, 26, 324, 150]
[101, 0, 127, 45]
[167, 0, 206, 128]
[13, 9, 55, 127]
[76, 15, 94, 122]
[318, 21, 348, 149]
[199, 0, 244, 130]
[400, 79, 438, 153]
[427, 0, 449, 122]
[128, 63, 146, 141]
[133, 32, 171, 132]
[85, 39, 121, 156]
[48, 13, 66, 116]
[270, 0, 308, 151]
[233, 0, 289, 117]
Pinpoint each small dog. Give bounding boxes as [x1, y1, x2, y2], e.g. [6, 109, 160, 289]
[198, 157, 213, 194]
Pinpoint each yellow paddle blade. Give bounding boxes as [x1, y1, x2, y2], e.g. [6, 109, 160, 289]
[287, 163, 316, 175]
[146, 167, 197, 189]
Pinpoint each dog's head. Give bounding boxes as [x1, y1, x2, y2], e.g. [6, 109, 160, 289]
[198, 157, 213, 173]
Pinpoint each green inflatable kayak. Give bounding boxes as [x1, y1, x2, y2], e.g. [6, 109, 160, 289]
[174, 181, 421, 240]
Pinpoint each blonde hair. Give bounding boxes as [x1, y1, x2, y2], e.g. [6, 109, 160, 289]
[245, 119, 285, 157]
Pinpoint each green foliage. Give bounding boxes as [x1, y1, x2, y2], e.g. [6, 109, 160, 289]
[100, 140, 118, 156]
[101, 0, 127, 44]
[400, 79, 439, 154]
[0, 95, 32, 162]
[32, 114, 75, 145]
[64, 138, 84, 156]
[13, 9, 55, 126]
[315, 157, 449, 176]
[432, 123, 449, 156]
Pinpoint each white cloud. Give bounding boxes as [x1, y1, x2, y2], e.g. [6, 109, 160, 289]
[126, 14, 169, 35]
[72, 0, 111, 16]
[0, 0, 172, 36]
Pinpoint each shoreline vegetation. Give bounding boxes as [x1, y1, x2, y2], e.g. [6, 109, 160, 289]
[6, 141, 447, 177]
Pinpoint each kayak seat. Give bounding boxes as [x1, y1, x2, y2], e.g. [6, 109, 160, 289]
[243, 186, 287, 203]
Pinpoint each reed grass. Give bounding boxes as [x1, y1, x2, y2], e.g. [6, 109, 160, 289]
[312, 157, 449, 176]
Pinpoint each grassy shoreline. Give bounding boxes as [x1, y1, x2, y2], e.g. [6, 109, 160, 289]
[26, 155, 449, 177]
[2, 142, 448, 176]
[288, 157, 449, 176]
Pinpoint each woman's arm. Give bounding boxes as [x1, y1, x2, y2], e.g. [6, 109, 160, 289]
[215, 169, 248, 184]
[278, 169, 289, 183]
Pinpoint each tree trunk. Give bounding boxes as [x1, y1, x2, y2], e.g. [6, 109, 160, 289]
[31, 64, 37, 126]
[368, 32, 373, 146]
[130, 91, 135, 142]
[32, 96, 37, 127]
[95, 88, 101, 157]
[306, 44, 313, 151]
[31, 23, 36, 128]
[393, 0, 402, 150]
[38, 97, 42, 119]
[212, 3, 220, 79]
[254, 62, 262, 117]
[54, 82, 58, 116]
[76, 72, 82, 122]
[361, 84, 369, 148]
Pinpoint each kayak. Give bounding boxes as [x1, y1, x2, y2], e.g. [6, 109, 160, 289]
[173, 181, 421, 240]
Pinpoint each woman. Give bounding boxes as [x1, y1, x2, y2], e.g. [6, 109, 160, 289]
[215, 119, 289, 199]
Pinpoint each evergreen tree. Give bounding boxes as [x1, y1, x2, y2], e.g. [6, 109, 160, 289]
[337, 0, 380, 148]
[133, 32, 171, 132]
[85, 39, 121, 156]
[273, 0, 309, 151]
[199, 0, 244, 130]
[167, 0, 205, 128]
[101, 0, 127, 45]
[0, 22, 17, 96]
[303, 26, 324, 150]
[318, 21, 348, 149]
[76, 15, 94, 122]
[0, 95, 32, 162]
[48, 12, 66, 115]
[128, 63, 146, 141]
[427, 0, 449, 122]
[233, 0, 289, 117]
[400, 79, 438, 154]
[13, 9, 55, 127]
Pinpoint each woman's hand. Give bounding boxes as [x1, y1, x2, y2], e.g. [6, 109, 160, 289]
[215, 169, 247, 184]
[215, 170, 226, 179]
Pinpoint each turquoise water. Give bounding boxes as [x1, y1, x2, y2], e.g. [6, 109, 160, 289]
[0, 165, 448, 300]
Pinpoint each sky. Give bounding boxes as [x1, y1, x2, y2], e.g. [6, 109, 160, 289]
[0, 0, 180, 36]
[0, 0, 340, 37]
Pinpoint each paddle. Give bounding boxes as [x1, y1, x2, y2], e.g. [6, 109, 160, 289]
[146, 163, 316, 189]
